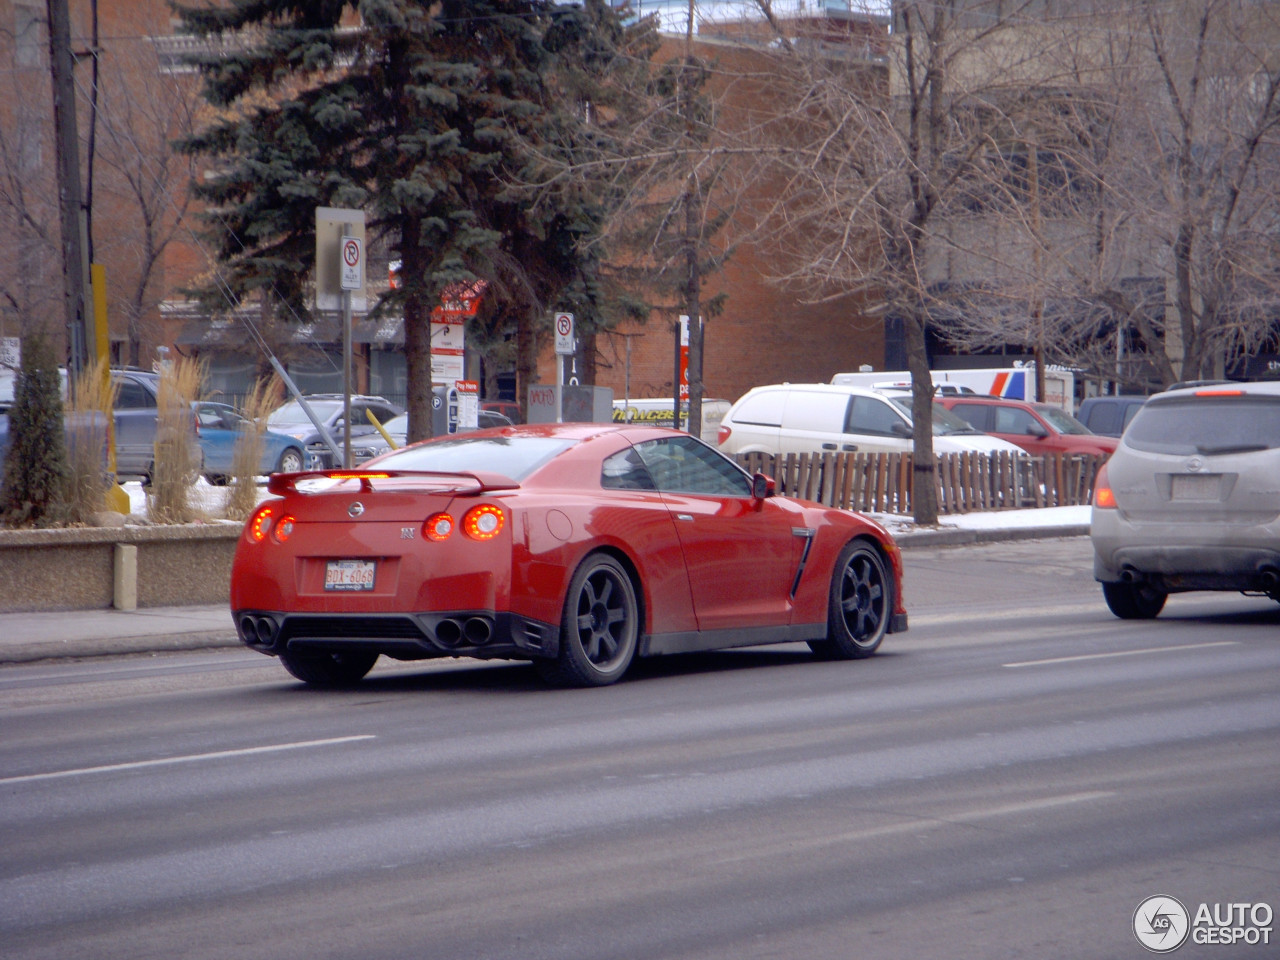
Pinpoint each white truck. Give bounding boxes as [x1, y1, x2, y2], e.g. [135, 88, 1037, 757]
[830, 365, 1074, 409]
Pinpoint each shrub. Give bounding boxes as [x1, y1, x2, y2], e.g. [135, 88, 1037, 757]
[64, 358, 117, 523]
[225, 376, 280, 521]
[148, 358, 205, 524]
[1, 333, 69, 527]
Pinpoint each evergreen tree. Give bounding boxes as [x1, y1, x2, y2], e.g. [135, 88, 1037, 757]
[1, 333, 68, 527]
[175, 0, 643, 438]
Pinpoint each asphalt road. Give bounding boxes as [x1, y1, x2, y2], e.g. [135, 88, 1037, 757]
[2, 538, 1277, 960]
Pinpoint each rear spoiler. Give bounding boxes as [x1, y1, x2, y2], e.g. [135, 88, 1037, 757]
[267, 469, 520, 496]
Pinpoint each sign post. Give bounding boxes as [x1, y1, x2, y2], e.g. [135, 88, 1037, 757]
[316, 207, 366, 467]
[554, 312, 575, 423]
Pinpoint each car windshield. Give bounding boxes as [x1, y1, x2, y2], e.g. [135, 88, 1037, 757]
[1124, 395, 1280, 455]
[379, 435, 576, 481]
[268, 400, 343, 427]
[1037, 405, 1092, 435]
[888, 397, 984, 436]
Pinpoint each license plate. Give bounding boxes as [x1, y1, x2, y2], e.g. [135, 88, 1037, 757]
[324, 559, 376, 591]
[1171, 474, 1219, 501]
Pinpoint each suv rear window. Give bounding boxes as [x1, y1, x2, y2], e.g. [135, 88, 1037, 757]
[1124, 395, 1280, 455]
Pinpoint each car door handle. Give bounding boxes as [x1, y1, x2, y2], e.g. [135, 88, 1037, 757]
[822, 442, 837, 450]
[843, 443, 858, 451]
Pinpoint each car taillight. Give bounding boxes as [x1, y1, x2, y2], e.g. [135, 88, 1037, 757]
[249, 505, 274, 542]
[462, 504, 505, 540]
[425, 512, 454, 541]
[273, 515, 296, 543]
[717, 424, 732, 446]
[1093, 464, 1116, 509]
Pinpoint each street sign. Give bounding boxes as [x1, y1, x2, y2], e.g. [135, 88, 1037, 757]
[314, 207, 366, 311]
[340, 236, 362, 291]
[554, 312, 575, 355]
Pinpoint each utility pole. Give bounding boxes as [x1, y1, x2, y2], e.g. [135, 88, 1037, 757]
[47, 0, 89, 374]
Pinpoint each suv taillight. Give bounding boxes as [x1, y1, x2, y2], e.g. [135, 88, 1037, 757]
[1093, 463, 1116, 509]
[717, 425, 732, 446]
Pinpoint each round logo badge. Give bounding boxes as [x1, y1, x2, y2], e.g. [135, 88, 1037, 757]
[1133, 895, 1190, 953]
[347, 501, 365, 518]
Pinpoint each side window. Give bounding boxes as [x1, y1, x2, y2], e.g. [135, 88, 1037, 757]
[950, 404, 991, 431]
[601, 448, 655, 491]
[845, 396, 906, 437]
[730, 390, 784, 427]
[994, 407, 1037, 434]
[116, 380, 155, 410]
[370, 404, 398, 424]
[783, 390, 851, 433]
[195, 406, 224, 428]
[635, 436, 751, 496]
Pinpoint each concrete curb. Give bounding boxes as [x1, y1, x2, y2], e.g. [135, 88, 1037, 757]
[893, 524, 1091, 547]
[0, 526, 1092, 665]
[2, 631, 241, 664]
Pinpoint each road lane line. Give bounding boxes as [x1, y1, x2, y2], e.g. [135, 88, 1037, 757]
[711, 791, 1114, 865]
[1003, 641, 1237, 668]
[1, 735, 376, 785]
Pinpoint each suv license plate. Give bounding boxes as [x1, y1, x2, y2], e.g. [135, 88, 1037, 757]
[325, 559, 376, 591]
[1171, 474, 1219, 501]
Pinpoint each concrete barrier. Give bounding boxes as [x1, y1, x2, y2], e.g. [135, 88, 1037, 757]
[0, 523, 240, 612]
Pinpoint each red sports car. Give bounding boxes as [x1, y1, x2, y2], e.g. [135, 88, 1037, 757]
[231, 423, 908, 687]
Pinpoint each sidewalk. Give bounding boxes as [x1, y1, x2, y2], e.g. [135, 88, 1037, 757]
[0, 513, 1090, 665]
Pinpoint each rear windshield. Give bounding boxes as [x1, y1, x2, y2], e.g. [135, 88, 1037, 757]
[378, 435, 575, 480]
[268, 400, 343, 426]
[1124, 395, 1280, 455]
[1038, 406, 1092, 435]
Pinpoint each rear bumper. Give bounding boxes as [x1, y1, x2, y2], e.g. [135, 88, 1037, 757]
[234, 609, 560, 661]
[1091, 513, 1280, 592]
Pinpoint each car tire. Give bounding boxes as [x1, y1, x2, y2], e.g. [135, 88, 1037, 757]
[809, 540, 890, 660]
[1102, 581, 1167, 619]
[275, 447, 305, 474]
[204, 473, 229, 486]
[537, 554, 638, 688]
[278, 649, 378, 687]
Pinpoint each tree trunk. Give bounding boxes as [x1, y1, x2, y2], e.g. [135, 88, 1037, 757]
[401, 223, 432, 443]
[904, 309, 938, 525]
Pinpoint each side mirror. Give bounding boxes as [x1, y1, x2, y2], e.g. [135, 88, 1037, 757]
[1027, 422, 1049, 438]
[752, 472, 775, 499]
[890, 420, 912, 438]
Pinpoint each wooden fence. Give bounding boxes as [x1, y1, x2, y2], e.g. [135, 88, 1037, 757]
[732, 451, 1106, 515]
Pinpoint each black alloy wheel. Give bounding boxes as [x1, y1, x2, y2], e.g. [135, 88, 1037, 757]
[810, 541, 890, 660]
[538, 554, 639, 688]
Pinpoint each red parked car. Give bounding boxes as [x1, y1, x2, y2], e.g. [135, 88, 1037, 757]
[937, 395, 1118, 457]
[231, 423, 908, 688]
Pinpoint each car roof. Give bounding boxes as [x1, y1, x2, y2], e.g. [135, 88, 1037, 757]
[737, 383, 892, 400]
[1153, 380, 1280, 400]
[938, 395, 1036, 407]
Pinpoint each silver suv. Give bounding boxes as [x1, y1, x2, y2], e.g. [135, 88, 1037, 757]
[1091, 381, 1280, 618]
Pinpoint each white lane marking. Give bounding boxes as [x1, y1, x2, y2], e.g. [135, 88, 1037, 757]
[909, 603, 1109, 625]
[1003, 640, 1238, 668]
[712, 791, 1114, 865]
[1, 735, 376, 785]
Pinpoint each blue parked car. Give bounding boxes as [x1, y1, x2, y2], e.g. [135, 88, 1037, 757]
[194, 401, 307, 484]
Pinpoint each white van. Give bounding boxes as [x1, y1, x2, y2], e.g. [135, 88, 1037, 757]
[716, 383, 1025, 457]
[612, 398, 730, 445]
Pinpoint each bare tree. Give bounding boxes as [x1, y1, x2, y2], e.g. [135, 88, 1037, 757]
[753, 0, 1077, 524]
[89, 20, 201, 368]
[0, 12, 62, 347]
[907, 1, 1280, 392]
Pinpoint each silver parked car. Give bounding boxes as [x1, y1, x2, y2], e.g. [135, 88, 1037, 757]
[1091, 380, 1280, 618]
